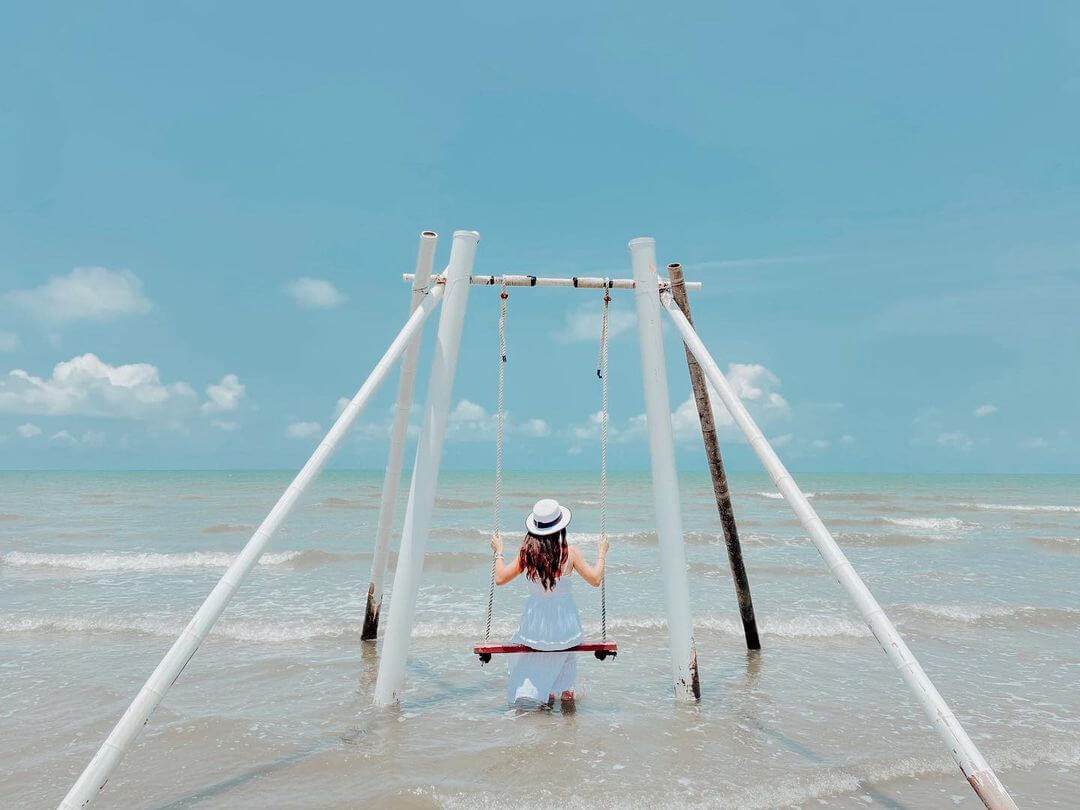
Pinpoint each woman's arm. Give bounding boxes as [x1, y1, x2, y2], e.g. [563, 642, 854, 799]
[570, 538, 609, 587]
[491, 534, 522, 586]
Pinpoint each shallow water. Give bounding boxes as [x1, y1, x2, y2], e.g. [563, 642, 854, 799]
[2, 470, 1078, 808]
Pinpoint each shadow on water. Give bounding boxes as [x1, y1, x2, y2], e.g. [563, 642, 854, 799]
[733, 651, 910, 810]
[154, 646, 491, 808]
[149, 739, 334, 810]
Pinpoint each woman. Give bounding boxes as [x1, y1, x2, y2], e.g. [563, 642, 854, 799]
[491, 497, 609, 706]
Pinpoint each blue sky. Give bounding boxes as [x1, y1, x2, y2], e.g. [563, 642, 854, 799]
[1, 3, 1077, 473]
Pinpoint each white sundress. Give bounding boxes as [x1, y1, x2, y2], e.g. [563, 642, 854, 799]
[506, 573, 584, 706]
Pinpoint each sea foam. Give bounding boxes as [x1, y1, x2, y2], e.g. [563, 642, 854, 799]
[1, 550, 305, 572]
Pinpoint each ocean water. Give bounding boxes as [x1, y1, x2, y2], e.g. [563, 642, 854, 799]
[2, 470, 1078, 808]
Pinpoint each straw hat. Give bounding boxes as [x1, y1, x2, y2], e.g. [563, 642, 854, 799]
[525, 498, 572, 536]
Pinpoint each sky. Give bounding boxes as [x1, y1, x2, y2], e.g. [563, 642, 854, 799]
[1, 3, 1078, 473]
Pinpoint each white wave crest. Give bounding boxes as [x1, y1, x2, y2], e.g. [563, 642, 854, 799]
[971, 502, 1080, 513]
[882, 517, 977, 532]
[1, 550, 304, 572]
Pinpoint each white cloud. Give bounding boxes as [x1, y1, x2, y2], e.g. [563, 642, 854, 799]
[286, 421, 322, 439]
[201, 373, 245, 414]
[770, 433, 794, 447]
[284, 277, 347, 309]
[839, 434, 855, 445]
[973, 404, 998, 418]
[812, 439, 830, 450]
[334, 397, 351, 418]
[79, 430, 105, 446]
[445, 399, 552, 442]
[447, 399, 497, 441]
[670, 363, 790, 442]
[211, 419, 239, 431]
[936, 431, 973, 451]
[16, 422, 41, 438]
[46, 428, 103, 446]
[553, 302, 636, 344]
[518, 418, 551, 438]
[0, 332, 18, 352]
[7, 267, 151, 323]
[1019, 436, 1048, 449]
[0, 353, 197, 421]
[450, 399, 488, 422]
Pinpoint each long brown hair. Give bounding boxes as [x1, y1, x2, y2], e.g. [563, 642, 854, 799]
[518, 529, 568, 591]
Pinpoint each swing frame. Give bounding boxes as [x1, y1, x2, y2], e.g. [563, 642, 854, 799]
[60, 232, 1017, 810]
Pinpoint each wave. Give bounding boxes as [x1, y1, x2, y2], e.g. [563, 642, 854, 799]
[436, 497, 491, 510]
[0, 611, 871, 643]
[751, 491, 816, 500]
[2, 550, 309, 572]
[436, 738, 1080, 810]
[201, 523, 254, 534]
[0, 614, 364, 643]
[968, 502, 1080, 513]
[0, 513, 22, 521]
[317, 496, 368, 509]
[881, 516, 978, 532]
[906, 603, 1079, 628]
[835, 532, 929, 548]
[1032, 536, 1080, 552]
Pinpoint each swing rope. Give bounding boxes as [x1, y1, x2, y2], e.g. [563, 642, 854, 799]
[484, 286, 509, 642]
[597, 283, 611, 641]
[475, 284, 617, 662]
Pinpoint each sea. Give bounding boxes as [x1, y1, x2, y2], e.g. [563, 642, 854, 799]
[2, 470, 1078, 808]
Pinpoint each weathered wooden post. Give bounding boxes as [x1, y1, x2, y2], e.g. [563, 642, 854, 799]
[667, 262, 761, 651]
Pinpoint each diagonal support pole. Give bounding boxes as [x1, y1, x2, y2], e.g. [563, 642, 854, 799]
[660, 290, 1017, 810]
[667, 262, 760, 651]
[57, 283, 446, 810]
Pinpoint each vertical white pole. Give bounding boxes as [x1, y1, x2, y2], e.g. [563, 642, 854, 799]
[362, 230, 439, 641]
[629, 236, 700, 700]
[373, 230, 479, 705]
[660, 294, 1018, 810]
[57, 285, 446, 810]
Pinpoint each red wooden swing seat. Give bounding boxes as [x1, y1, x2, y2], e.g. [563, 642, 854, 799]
[474, 640, 617, 662]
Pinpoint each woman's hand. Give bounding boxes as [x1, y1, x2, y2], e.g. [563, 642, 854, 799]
[598, 536, 609, 558]
[492, 534, 522, 586]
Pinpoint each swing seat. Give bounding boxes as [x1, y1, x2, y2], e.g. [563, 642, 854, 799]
[474, 640, 618, 663]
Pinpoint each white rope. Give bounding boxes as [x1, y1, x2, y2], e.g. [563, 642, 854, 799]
[485, 286, 508, 641]
[597, 283, 611, 640]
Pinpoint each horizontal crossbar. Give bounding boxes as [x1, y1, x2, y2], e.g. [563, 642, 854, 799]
[403, 273, 702, 290]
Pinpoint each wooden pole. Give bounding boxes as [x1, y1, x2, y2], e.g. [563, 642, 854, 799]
[667, 263, 761, 651]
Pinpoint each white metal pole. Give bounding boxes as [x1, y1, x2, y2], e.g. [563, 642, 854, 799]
[362, 230, 438, 641]
[58, 284, 445, 810]
[373, 230, 479, 705]
[629, 236, 700, 700]
[660, 292, 1017, 810]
